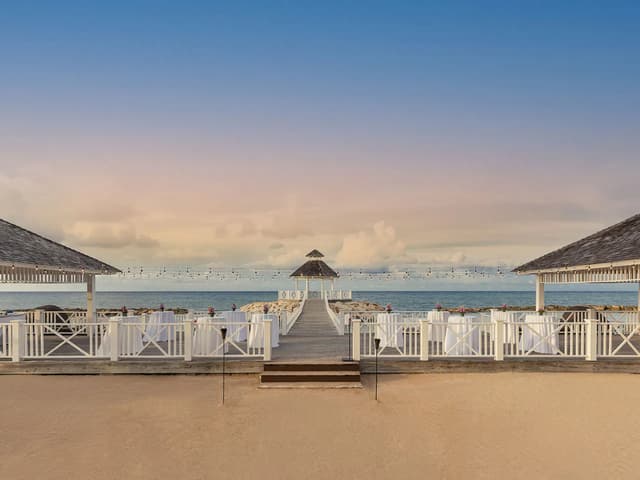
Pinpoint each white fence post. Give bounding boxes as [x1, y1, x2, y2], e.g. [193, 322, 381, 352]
[109, 318, 120, 362]
[263, 319, 272, 361]
[280, 312, 288, 335]
[586, 316, 598, 361]
[34, 309, 44, 323]
[10, 319, 24, 362]
[183, 319, 193, 361]
[420, 319, 429, 361]
[352, 319, 361, 361]
[494, 318, 504, 361]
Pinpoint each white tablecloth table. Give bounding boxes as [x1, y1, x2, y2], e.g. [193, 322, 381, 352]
[144, 311, 177, 342]
[248, 314, 279, 349]
[427, 310, 449, 342]
[376, 313, 403, 349]
[97, 316, 144, 357]
[192, 317, 228, 355]
[490, 310, 523, 344]
[222, 311, 248, 342]
[444, 314, 480, 355]
[520, 314, 559, 354]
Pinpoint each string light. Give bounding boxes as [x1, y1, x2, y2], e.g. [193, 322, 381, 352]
[113, 265, 515, 281]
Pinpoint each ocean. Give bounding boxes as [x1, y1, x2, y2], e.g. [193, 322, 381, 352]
[0, 290, 638, 311]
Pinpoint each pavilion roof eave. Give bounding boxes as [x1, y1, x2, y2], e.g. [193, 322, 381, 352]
[518, 261, 640, 284]
[516, 258, 640, 276]
[0, 260, 112, 275]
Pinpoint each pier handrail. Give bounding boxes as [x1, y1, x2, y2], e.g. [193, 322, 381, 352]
[324, 296, 344, 335]
[284, 294, 306, 334]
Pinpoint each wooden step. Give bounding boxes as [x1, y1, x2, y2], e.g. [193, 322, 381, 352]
[261, 372, 361, 383]
[264, 362, 359, 372]
[259, 382, 362, 389]
[259, 360, 362, 388]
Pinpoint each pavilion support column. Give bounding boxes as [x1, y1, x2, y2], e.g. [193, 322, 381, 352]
[535, 276, 545, 311]
[305, 278, 309, 294]
[637, 283, 640, 323]
[87, 275, 96, 323]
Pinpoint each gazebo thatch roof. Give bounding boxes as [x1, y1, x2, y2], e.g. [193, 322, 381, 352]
[514, 213, 640, 273]
[0, 219, 120, 275]
[290, 260, 338, 278]
[305, 249, 325, 258]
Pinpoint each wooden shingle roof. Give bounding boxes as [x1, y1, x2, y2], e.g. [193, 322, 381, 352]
[290, 260, 338, 278]
[514, 213, 640, 273]
[0, 219, 120, 274]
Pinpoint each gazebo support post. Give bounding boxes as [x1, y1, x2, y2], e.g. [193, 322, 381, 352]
[536, 276, 545, 311]
[87, 275, 96, 323]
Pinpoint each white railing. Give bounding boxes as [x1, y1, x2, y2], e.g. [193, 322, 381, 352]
[284, 295, 306, 334]
[6, 316, 273, 361]
[597, 311, 640, 357]
[351, 310, 634, 360]
[360, 320, 422, 357]
[23, 322, 108, 358]
[0, 322, 11, 358]
[191, 321, 264, 358]
[428, 318, 495, 357]
[324, 296, 344, 335]
[502, 319, 586, 357]
[120, 321, 185, 358]
[278, 290, 352, 300]
[279, 290, 306, 300]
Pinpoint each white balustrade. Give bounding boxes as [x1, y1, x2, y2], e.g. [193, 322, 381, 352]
[278, 290, 352, 301]
[349, 310, 616, 360]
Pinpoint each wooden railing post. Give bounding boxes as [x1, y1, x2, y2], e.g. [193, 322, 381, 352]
[10, 319, 24, 362]
[183, 319, 193, 361]
[494, 318, 504, 361]
[352, 319, 361, 361]
[109, 318, 120, 362]
[420, 319, 429, 361]
[586, 316, 598, 361]
[263, 319, 272, 361]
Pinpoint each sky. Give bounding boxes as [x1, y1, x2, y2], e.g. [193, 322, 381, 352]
[1, 1, 639, 290]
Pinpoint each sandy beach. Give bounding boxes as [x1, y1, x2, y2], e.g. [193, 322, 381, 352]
[0, 372, 638, 480]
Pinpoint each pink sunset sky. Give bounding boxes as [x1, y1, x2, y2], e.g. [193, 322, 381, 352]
[1, 2, 639, 286]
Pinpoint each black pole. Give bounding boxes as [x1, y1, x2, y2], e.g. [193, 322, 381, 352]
[374, 337, 381, 401]
[221, 327, 227, 405]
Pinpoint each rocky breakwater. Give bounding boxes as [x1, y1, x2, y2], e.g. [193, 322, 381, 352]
[329, 300, 384, 313]
[240, 299, 301, 314]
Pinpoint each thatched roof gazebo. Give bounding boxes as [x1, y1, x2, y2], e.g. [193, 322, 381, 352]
[514, 213, 640, 312]
[289, 250, 339, 298]
[0, 219, 120, 320]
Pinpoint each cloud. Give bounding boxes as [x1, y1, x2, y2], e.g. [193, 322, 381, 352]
[335, 221, 414, 268]
[65, 223, 159, 249]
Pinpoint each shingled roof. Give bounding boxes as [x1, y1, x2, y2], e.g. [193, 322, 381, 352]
[514, 213, 640, 273]
[290, 260, 338, 278]
[305, 249, 325, 258]
[0, 219, 120, 274]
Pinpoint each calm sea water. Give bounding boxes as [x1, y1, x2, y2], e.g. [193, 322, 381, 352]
[0, 291, 638, 311]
